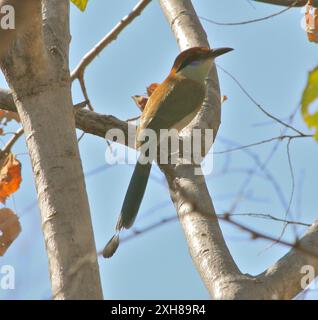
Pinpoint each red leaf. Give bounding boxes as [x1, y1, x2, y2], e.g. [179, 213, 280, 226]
[0, 153, 22, 204]
[0, 208, 21, 256]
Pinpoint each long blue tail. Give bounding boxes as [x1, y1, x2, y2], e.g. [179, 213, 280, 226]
[103, 154, 152, 258]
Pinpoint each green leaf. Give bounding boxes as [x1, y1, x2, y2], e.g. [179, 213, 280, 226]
[71, 0, 89, 11]
[301, 66, 318, 141]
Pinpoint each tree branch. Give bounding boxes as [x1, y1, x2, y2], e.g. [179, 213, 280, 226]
[1, 127, 24, 155]
[0, 88, 132, 143]
[199, 1, 299, 26]
[159, 0, 245, 299]
[71, 0, 151, 81]
[253, 0, 311, 6]
[1, 0, 103, 299]
[159, 0, 318, 300]
[70, 0, 151, 112]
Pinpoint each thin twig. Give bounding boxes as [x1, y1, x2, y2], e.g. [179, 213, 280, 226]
[78, 77, 93, 111]
[221, 214, 318, 258]
[253, 0, 309, 6]
[199, 0, 301, 26]
[276, 138, 296, 241]
[126, 115, 141, 122]
[77, 132, 85, 142]
[246, 0, 257, 9]
[224, 104, 301, 215]
[216, 64, 306, 136]
[1, 127, 24, 155]
[97, 211, 313, 256]
[71, 0, 152, 81]
[226, 212, 310, 226]
[218, 136, 290, 213]
[285, 138, 295, 220]
[214, 134, 312, 154]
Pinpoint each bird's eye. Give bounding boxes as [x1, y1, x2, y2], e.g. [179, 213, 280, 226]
[190, 60, 201, 66]
[176, 59, 201, 72]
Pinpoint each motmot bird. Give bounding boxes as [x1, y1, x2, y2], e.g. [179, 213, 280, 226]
[103, 46, 233, 258]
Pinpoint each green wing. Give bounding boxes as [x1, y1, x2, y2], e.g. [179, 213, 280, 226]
[143, 78, 205, 133]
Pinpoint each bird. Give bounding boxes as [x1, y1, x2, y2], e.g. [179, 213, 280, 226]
[103, 46, 233, 258]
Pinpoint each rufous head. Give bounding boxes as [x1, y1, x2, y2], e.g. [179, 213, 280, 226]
[172, 46, 233, 82]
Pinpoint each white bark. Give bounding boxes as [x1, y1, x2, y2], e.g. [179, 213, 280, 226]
[0, 0, 103, 299]
[159, 0, 318, 300]
[0, 0, 40, 58]
[0, 89, 132, 141]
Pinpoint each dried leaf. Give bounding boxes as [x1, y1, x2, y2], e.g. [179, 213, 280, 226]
[0, 110, 20, 125]
[132, 83, 160, 112]
[132, 95, 148, 112]
[305, 1, 318, 43]
[146, 83, 160, 96]
[0, 153, 22, 204]
[0, 208, 21, 256]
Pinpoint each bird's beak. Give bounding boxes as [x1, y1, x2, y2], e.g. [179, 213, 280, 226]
[209, 47, 234, 58]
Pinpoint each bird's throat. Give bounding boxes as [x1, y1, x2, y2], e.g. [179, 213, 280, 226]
[177, 59, 212, 83]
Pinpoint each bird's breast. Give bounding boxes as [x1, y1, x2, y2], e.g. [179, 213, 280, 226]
[136, 76, 206, 148]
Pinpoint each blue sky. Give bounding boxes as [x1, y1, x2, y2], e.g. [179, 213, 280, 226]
[0, 0, 318, 299]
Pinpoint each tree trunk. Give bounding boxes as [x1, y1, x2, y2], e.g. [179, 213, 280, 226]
[0, 0, 103, 299]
